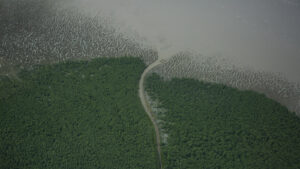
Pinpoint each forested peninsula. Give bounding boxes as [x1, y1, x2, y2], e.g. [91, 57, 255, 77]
[145, 73, 300, 169]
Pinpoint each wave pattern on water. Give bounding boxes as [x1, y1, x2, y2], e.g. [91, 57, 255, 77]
[150, 52, 300, 116]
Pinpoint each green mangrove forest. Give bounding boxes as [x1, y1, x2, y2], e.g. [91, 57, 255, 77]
[145, 73, 300, 169]
[0, 57, 158, 169]
[1, 57, 300, 169]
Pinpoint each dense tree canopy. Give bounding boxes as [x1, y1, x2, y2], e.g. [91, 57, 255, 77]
[0, 57, 158, 169]
[2, 57, 300, 169]
[146, 73, 300, 169]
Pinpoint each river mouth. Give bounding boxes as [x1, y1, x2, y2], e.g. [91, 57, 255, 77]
[68, 0, 300, 115]
[2, 0, 300, 81]
[1, 0, 300, 114]
[68, 0, 300, 83]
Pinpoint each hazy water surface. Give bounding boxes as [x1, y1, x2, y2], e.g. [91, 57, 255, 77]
[71, 0, 300, 82]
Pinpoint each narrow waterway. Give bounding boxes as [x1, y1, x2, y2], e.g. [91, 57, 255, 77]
[138, 59, 163, 169]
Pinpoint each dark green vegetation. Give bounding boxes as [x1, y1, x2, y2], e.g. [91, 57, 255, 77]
[146, 73, 300, 169]
[0, 57, 158, 169]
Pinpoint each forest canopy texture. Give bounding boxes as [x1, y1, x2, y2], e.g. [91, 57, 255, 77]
[145, 73, 300, 169]
[0, 57, 158, 169]
[1, 57, 300, 169]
